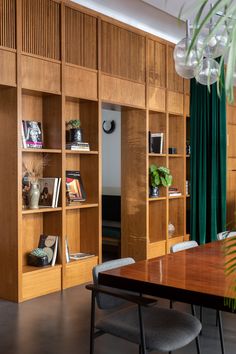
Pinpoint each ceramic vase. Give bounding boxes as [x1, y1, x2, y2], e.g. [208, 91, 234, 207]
[29, 182, 40, 209]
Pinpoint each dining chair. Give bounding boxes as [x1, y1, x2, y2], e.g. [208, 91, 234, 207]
[86, 258, 202, 354]
[217, 231, 236, 240]
[170, 240, 225, 354]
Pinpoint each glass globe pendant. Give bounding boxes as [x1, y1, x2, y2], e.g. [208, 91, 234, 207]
[195, 58, 219, 85]
[174, 20, 199, 79]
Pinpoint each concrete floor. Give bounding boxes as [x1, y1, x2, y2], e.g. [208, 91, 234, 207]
[0, 285, 235, 354]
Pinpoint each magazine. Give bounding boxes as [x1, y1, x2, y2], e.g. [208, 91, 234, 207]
[22, 120, 43, 149]
[66, 170, 86, 204]
[69, 252, 94, 260]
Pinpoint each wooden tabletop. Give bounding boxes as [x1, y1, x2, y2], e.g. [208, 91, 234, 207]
[99, 241, 236, 312]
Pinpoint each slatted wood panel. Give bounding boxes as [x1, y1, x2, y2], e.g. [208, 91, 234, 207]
[22, 0, 60, 60]
[101, 21, 145, 83]
[167, 46, 183, 93]
[0, 0, 16, 49]
[65, 7, 97, 69]
[148, 39, 166, 87]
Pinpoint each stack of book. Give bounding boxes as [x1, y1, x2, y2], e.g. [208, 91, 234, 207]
[66, 142, 90, 151]
[168, 187, 182, 197]
[66, 170, 86, 205]
[38, 177, 61, 208]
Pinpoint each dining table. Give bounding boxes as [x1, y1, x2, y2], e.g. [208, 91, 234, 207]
[99, 240, 236, 312]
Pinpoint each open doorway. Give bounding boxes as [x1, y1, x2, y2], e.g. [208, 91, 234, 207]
[102, 105, 121, 261]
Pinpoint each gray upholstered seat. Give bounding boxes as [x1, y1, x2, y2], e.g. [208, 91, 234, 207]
[96, 303, 201, 352]
[87, 258, 202, 354]
[217, 231, 236, 240]
[170, 240, 198, 253]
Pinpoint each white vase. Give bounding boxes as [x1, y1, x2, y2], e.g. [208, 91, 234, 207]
[29, 182, 40, 209]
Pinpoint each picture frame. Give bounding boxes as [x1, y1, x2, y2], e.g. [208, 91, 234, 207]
[149, 132, 164, 154]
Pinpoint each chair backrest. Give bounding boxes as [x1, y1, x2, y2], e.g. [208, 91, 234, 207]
[217, 231, 236, 240]
[170, 240, 198, 253]
[92, 257, 135, 310]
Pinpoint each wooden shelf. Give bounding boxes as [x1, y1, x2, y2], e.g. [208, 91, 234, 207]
[168, 154, 184, 158]
[22, 207, 62, 214]
[23, 264, 62, 274]
[149, 153, 166, 157]
[168, 195, 184, 199]
[66, 255, 97, 265]
[66, 203, 98, 210]
[22, 148, 62, 153]
[65, 150, 99, 155]
[149, 197, 166, 201]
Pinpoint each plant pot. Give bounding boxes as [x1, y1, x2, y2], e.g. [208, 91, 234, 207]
[69, 128, 83, 143]
[29, 182, 40, 209]
[150, 186, 159, 198]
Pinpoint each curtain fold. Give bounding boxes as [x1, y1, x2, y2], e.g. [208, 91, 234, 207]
[190, 72, 226, 244]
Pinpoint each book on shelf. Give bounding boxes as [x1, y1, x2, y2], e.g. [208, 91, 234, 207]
[149, 131, 164, 154]
[65, 238, 70, 263]
[168, 187, 182, 197]
[38, 177, 61, 208]
[22, 120, 43, 149]
[38, 235, 58, 266]
[69, 252, 94, 260]
[66, 170, 86, 204]
[66, 142, 90, 151]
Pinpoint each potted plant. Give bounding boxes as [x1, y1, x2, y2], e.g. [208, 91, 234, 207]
[66, 119, 83, 143]
[149, 164, 172, 197]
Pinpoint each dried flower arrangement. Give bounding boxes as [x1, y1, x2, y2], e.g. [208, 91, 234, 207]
[22, 157, 48, 183]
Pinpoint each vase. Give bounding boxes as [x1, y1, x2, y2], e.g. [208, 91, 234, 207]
[168, 222, 175, 238]
[69, 128, 83, 143]
[150, 186, 159, 198]
[29, 182, 40, 209]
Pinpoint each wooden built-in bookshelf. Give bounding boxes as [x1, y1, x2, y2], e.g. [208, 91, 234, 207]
[0, 0, 191, 302]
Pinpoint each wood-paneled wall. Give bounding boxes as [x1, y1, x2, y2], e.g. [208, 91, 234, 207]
[22, 0, 60, 60]
[0, 0, 16, 49]
[101, 21, 146, 83]
[65, 6, 97, 69]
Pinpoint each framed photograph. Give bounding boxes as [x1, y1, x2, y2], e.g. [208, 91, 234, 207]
[149, 132, 164, 154]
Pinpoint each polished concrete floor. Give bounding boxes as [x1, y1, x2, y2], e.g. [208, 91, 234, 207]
[0, 285, 235, 354]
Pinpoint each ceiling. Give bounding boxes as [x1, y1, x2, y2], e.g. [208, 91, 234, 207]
[73, 0, 186, 43]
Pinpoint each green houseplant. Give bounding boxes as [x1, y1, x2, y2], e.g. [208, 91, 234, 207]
[66, 119, 83, 143]
[149, 164, 173, 197]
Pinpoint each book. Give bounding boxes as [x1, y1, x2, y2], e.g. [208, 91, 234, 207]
[65, 239, 70, 263]
[38, 178, 58, 208]
[149, 131, 164, 154]
[22, 120, 43, 149]
[69, 252, 94, 260]
[21, 122, 26, 148]
[55, 178, 61, 208]
[38, 235, 58, 266]
[66, 170, 86, 204]
[66, 142, 90, 151]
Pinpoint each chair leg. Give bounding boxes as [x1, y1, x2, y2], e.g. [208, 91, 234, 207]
[90, 290, 96, 354]
[200, 306, 203, 323]
[191, 304, 201, 354]
[138, 304, 147, 354]
[191, 304, 196, 316]
[216, 309, 219, 326]
[218, 311, 225, 354]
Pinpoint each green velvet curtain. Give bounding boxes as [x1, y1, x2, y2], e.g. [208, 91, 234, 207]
[190, 73, 227, 244]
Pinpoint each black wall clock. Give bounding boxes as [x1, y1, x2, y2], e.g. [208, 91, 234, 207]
[102, 120, 116, 134]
